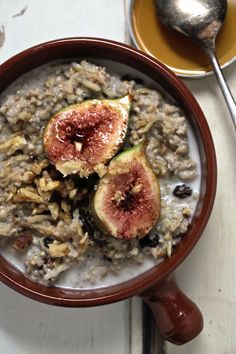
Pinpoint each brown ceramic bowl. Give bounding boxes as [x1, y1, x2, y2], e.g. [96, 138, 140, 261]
[0, 38, 217, 345]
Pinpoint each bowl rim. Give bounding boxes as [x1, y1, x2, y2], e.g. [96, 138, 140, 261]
[0, 37, 217, 306]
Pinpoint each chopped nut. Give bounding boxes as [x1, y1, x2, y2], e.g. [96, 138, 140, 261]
[32, 159, 49, 175]
[31, 204, 48, 215]
[167, 240, 173, 257]
[69, 188, 78, 199]
[48, 203, 60, 220]
[56, 160, 89, 177]
[13, 188, 45, 204]
[0, 222, 16, 237]
[0, 205, 16, 220]
[94, 163, 107, 178]
[114, 252, 124, 259]
[22, 171, 36, 183]
[151, 246, 167, 259]
[183, 207, 192, 217]
[61, 200, 71, 213]
[48, 243, 70, 257]
[164, 232, 172, 241]
[59, 200, 72, 224]
[6, 187, 17, 202]
[37, 189, 52, 202]
[79, 232, 88, 246]
[0, 135, 27, 156]
[23, 215, 53, 224]
[34, 177, 53, 201]
[39, 176, 61, 192]
[192, 190, 200, 200]
[60, 211, 72, 224]
[129, 247, 139, 256]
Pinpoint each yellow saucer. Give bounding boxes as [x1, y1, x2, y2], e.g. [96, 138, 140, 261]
[129, 0, 236, 78]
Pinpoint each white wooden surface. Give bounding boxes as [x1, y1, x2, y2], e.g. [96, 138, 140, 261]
[1, 1, 236, 353]
[0, 0, 126, 63]
[166, 63, 236, 354]
[0, 283, 131, 354]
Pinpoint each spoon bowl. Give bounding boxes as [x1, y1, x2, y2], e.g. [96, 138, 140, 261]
[156, 0, 227, 46]
[156, 0, 236, 128]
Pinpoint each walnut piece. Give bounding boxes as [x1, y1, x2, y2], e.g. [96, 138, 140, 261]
[48, 203, 60, 220]
[48, 243, 70, 257]
[94, 163, 107, 178]
[56, 160, 89, 177]
[22, 171, 36, 183]
[0, 135, 27, 156]
[13, 188, 45, 204]
[32, 159, 49, 175]
[39, 173, 61, 192]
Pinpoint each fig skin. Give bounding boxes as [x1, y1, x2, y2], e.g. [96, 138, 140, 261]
[43, 95, 131, 177]
[91, 141, 161, 240]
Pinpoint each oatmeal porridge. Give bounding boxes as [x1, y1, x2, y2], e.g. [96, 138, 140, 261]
[0, 60, 200, 287]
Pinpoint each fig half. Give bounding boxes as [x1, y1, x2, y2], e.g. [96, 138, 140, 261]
[91, 141, 161, 240]
[43, 95, 131, 177]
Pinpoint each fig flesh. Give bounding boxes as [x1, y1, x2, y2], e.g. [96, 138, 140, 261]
[91, 142, 161, 240]
[43, 95, 131, 177]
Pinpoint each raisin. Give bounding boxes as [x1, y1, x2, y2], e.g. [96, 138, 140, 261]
[103, 255, 112, 262]
[50, 191, 62, 203]
[78, 209, 95, 239]
[93, 236, 107, 247]
[173, 184, 192, 198]
[29, 152, 39, 162]
[73, 174, 98, 192]
[13, 231, 33, 251]
[43, 236, 54, 248]
[139, 234, 160, 248]
[78, 209, 108, 247]
[42, 256, 54, 269]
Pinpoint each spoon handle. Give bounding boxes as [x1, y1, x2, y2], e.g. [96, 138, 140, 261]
[206, 48, 236, 129]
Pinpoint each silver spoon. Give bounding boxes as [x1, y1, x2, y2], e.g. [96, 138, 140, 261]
[156, 0, 236, 129]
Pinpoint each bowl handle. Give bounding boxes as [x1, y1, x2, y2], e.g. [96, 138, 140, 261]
[140, 274, 203, 345]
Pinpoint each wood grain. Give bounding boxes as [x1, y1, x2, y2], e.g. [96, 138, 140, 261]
[166, 60, 236, 354]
